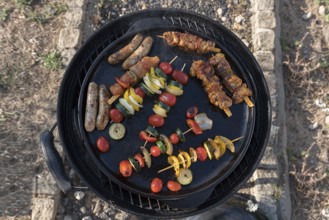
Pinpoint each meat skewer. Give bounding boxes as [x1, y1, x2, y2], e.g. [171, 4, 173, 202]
[108, 56, 160, 105]
[209, 53, 254, 107]
[158, 31, 221, 53]
[190, 60, 233, 117]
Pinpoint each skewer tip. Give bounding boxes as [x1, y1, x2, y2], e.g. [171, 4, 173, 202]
[223, 108, 232, 117]
[243, 96, 254, 107]
[210, 47, 221, 53]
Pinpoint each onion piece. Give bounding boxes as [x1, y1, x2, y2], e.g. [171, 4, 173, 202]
[119, 98, 135, 115]
[194, 113, 213, 130]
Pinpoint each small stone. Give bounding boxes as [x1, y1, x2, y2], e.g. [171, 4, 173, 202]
[217, 8, 223, 17]
[234, 15, 245, 24]
[233, 0, 239, 4]
[322, 207, 329, 217]
[74, 191, 85, 201]
[82, 216, 93, 220]
[98, 212, 108, 219]
[242, 39, 250, 47]
[93, 200, 101, 214]
[319, 5, 326, 16]
[302, 12, 312, 20]
[64, 215, 73, 220]
[80, 206, 87, 214]
[325, 116, 329, 126]
[323, 25, 329, 47]
[246, 200, 258, 212]
[115, 212, 128, 219]
[308, 122, 319, 130]
[221, 16, 227, 22]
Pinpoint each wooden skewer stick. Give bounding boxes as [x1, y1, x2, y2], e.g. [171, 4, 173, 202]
[223, 108, 232, 117]
[157, 136, 243, 174]
[158, 156, 196, 173]
[183, 128, 193, 135]
[157, 35, 165, 39]
[169, 55, 178, 64]
[181, 63, 186, 72]
[209, 47, 221, 53]
[108, 94, 120, 105]
[243, 96, 254, 107]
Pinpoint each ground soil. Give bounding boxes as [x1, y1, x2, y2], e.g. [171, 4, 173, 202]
[280, 0, 329, 219]
[0, 0, 328, 219]
[0, 0, 65, 217]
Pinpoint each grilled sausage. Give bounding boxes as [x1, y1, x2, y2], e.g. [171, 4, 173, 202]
[122, 36, 154, 70]
[96, 84, 110, 130]
[108, 33, 144, 65]
[84, 82, 98, 132]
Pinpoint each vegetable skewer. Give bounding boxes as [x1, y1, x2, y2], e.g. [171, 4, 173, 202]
[157, 136, 243, 174]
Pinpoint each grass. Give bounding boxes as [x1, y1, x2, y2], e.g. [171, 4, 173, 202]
[43, 51, 62, 70]
[0, 65, 17, 92]
[0, 8, 10, 22]
[22, 2, 68, 24]
[16, 0, 33, 6]
[272, 184, 283, 200]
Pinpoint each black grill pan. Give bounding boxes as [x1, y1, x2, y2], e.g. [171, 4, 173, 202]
[77, 25, 255, 207]
[55, 9, 271, 218]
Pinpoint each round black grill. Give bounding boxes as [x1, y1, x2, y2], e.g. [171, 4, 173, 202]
[57, 9, 271, 218]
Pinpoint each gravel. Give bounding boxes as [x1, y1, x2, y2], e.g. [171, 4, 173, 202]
[57, 0, 253, 219]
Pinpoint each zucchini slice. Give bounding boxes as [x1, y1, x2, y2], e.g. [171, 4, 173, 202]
[141, 147, 151, 168]
[145, 125, 159, 137]
[203, 141, 214, 160]
[159, 134, 173, 155]
[175, 128, 186, 142]
[128, 156, 141, 172]
[156, 140, 166, 154]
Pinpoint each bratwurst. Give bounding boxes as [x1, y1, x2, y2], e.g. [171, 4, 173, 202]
[108, 33, 144, 65]
[122, 36, 154, 70]
[84, 82, 98, 132]
[96, 84, 110, 130]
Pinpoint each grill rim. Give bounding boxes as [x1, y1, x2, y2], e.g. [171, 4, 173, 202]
[57, 8, 271, 218]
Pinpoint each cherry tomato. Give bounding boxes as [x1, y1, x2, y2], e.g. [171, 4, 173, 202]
[115, 77, 129, 89]
[150, 146, 161, 157]
[110, 108, 124, 123]
[167, 180, 182, 192]
[159, 92, 177, 107]
[195, 146, 207, 162]
[159, 62, 173, 75]
[186, 106, 198, 119]
[135, 87, 145, 99]
[119, 160, 132, 177]
[148, 114, 165, 127]
[172, 70, 189, 85]
[186, 119, 203, 135]
[139, 131, 157, 142]
[96, 136, 110, 153]
[134, 153, 145, 168]
[151, 177, 163, 193]
[169, 133, 179, 144]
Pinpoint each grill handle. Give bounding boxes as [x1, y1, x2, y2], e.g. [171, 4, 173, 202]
[40, 123, 72, 193]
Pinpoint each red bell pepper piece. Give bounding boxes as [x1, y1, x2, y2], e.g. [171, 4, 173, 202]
[115, 77, 129, 89]
[186, 119, 203, 135]
[139, 131, 157, 142]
